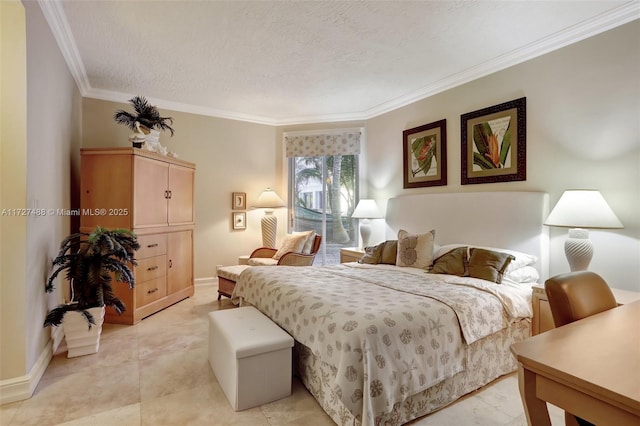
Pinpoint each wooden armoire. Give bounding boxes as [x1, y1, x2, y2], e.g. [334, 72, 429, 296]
[80, 148, 195, 324]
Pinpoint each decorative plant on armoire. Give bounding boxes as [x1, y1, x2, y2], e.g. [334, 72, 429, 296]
[44, 226, 140, 357]
[113, 95, 175, 148]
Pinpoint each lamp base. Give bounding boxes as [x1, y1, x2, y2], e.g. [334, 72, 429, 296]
[261, 211, 277, 248]
[565, 228, 593, 271]
[359, 220, 372, 249]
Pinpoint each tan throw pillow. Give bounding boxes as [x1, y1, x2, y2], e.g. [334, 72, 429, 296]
[380, 240, 398, 265]
[293, 230, 316, 254]
[467, 248, 515, 284]
[273, 233, 308, 260]
[396, 229, 435, 269]
[358, 242, 385, 264]
[431, 246, 468, 276]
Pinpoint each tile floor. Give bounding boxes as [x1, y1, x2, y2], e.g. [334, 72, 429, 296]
[1, 284, 565, 426]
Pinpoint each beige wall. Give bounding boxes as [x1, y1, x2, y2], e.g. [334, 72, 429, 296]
[1, 0, 82, 402]
[1, 0, 28, 383]
[82, 98, 279, 277]
[364, 21, 640, 291]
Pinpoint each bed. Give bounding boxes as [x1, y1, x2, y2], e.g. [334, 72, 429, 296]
[232, 192, 549, 425]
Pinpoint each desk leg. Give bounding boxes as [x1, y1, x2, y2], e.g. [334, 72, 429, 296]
[518, 363, 552, 426]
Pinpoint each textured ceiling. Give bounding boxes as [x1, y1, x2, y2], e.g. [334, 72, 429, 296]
[42, 1, 639, 125]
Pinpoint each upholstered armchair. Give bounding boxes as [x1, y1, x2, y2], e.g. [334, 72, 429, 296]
[248, 234, 322, 267]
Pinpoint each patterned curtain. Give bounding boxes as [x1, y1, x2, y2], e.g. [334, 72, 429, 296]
[285, 131, 361, 157]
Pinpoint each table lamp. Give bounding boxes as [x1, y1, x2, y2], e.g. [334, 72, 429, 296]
[544, 190, 623, 271]
[254, 188, 286, 248]
[351, 199, 383, 248]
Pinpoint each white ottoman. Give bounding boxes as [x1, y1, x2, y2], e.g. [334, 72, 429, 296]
[208, 306, 294, 411]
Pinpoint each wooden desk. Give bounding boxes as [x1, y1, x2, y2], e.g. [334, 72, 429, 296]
[511, 300, 640, 426]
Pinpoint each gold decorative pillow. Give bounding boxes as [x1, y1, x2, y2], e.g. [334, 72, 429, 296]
[396, 229, 435, 269]
[358, 242, 385, 264]
[467, 248, 515, 284]
[431, 246, 468, 276]
[272, 233, 308, 260]
[380, 240, 398, 265]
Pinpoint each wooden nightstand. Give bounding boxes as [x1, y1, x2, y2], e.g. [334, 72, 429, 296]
[340, 247, 365, 263]
[532, 284, 640, 335]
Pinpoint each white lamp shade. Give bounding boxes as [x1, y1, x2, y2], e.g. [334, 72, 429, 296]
[254, 188, 286, 209]
[544, 190, 623, 229]
[351, 199, 383, 219]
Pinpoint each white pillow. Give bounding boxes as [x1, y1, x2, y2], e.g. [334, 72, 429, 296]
[505, 266, 540, 283]
[293, 230, 316, 254]
[434, 244, 537, 273]
[272, 233, 308, 260]
[396, 229, 436, 269]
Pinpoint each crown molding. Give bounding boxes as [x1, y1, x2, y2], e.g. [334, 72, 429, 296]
[40, 0, 639, 126]
[38, 0, 90, 95]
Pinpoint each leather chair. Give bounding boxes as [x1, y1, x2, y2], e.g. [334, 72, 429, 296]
[544, 271, 618, 426]
[545, 271, 617, 328]
[248, 234, 322, 266]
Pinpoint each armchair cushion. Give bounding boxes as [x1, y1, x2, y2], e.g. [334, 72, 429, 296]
[248, 257, 278, 266]
[273, 233, 308, 260]
[293, 230, 316, 254]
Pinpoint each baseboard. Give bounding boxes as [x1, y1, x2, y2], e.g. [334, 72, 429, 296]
[0, 326, 63, 405]
[195, 277, 216, 286]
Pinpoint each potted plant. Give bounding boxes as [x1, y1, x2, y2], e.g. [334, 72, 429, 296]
[113, 96, 174, 148]
[44, 226, 140, 357]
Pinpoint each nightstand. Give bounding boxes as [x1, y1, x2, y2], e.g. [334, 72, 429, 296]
[532, 284, 640, 335]
[340, 247, 365, 263]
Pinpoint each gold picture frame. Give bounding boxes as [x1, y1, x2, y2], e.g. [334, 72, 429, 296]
[232, 192, 246, 210]
[232, 211, 246, 230]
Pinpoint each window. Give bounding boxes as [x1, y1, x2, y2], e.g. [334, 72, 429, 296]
[285, 130, 362, 264]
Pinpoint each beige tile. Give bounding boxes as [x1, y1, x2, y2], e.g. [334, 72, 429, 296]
[0, 400, 22, 425]
[9, 362, 140, 426]
[141, 383, 270, 426]
[55, 403, 141, 426]
[139, 347, 213, 401]
[407, 392, 514, 425]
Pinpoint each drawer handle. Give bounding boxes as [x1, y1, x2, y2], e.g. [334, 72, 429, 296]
[169, 259, 173, 268]
[147, 288, 159, 294]
[147, 243, 159, 248]
[147, 265, 159, 271]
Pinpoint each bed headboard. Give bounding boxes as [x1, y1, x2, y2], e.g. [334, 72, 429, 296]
[385, 192, 550, 278]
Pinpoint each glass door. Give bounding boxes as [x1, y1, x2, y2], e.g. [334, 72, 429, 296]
[288, 155, 358, 264]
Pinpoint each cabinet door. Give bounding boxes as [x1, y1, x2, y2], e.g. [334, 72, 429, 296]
[167, 230, 193, 294]
[168, 164, 194, 225]
[133, 156, 169, 228]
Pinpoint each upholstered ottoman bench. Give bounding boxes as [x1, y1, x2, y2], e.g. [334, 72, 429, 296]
[216, 265, 250, 300]
[208, 306, 294, 411]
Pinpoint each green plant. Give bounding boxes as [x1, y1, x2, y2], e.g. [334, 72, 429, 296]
[44, 227, 140, 328]
[113, 96, 175, 136]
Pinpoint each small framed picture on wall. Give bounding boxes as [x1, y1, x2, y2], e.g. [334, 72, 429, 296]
[232, 212, 246, 230]
[232, 192, 246, 210]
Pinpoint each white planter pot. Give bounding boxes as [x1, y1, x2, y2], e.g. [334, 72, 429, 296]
[62, 307, 105, 358]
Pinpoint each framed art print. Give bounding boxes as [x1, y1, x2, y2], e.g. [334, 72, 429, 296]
[461, 97, 526, 185]
[403, 119, 447, 188]
[232, 212, 246, 230]
[232, 192, 246, 210]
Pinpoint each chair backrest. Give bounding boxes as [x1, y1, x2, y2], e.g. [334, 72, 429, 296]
[310, 235, 322, 254]
[544, 271, 617, 328]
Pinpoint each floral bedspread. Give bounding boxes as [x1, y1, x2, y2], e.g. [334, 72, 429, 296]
[231, 264, 531, 425]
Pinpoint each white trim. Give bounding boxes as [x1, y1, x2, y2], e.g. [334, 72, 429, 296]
[38, 0, 90, 95]
[0, 327, 63, 405]
[40, 1, 639, 126]
[195, 277, 216, 286]
[283, 128, 364, 138]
